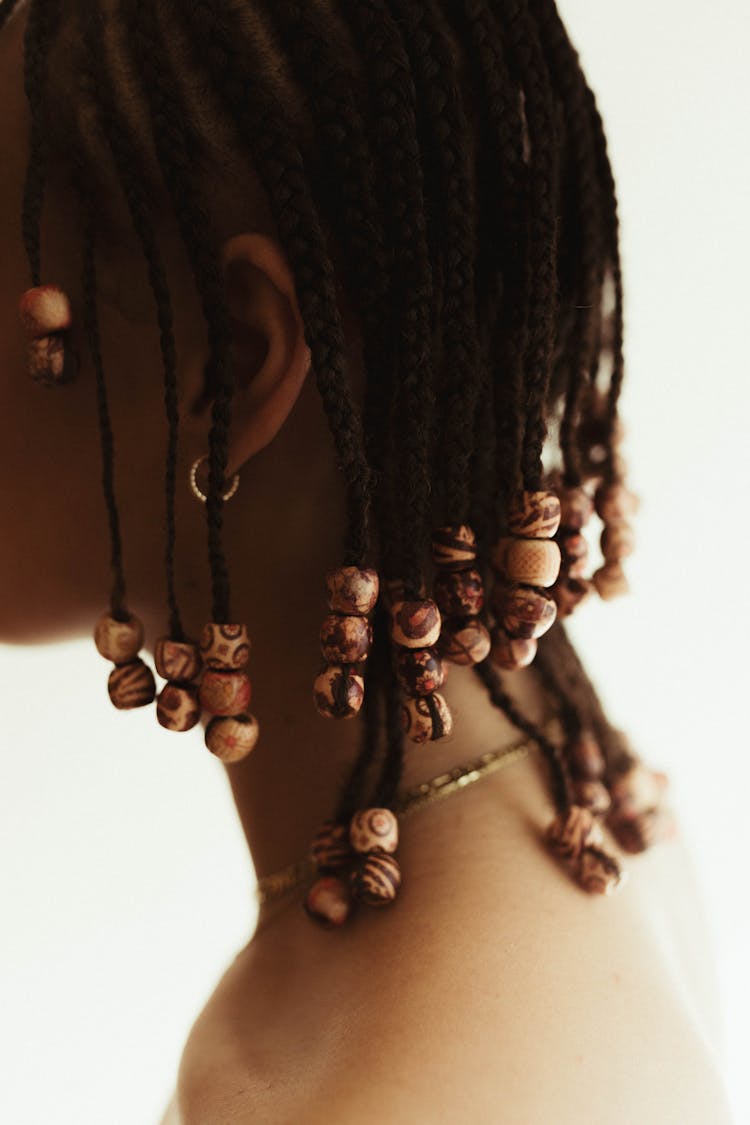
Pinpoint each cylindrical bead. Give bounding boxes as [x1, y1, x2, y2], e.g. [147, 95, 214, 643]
[498, 584, 557, 640]
[431, 525, 477, 570]
[559, 487, 594, 531]
[18, 285, 73, 337]
[433, 568, 484, 618]
[545, 805, 603, 863]
[349, 808, 399, 855]
[156, 683, 201, 732]
[507, 491, 561, 539]
[492, 537, 561, 587]
[350, 852, 401, 907]
[325, 567, 379, 616]
[595, 483, 639, 523]
[154, 637, 202, 682]
[569, 731, 606, 780]
[199, 623, 250, 670]
[395, 647, 446, 696]
[27, 334, 75, 387]
[313, 665, 364, 719]
[592, 563, 629, 601]
[601, 522, 635, 562]
[310, 822, 353, 873]
[304, 876, 353, 927]
[108, 658, 156, 710]
[576, 845, 625, 895]
[552, 576, 592, 618]
[490, 628, 537, 671]
[199, 669, 252, 716]
[320, 614, 372, 664]
[94, 612, 144, 663]
[401, 692, 453, 743]
[205, 713, 259, 763]
[390, 600, 441, 649]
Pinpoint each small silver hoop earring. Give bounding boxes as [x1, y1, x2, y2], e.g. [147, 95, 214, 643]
[189, 455, 240, 504]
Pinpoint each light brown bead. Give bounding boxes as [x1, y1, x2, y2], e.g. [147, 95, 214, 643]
[304, 876, 353, 927]
[572, 779, 612, 815]
[94, 612, 144, 663]
[545, 804, 603, 863]
[27, 334, 75, 387]
[595, 482, 639, 523]
[391, 599, 441, 648]
[431, 525, 477, 570]
[349, 808, 399, 854]
[592, 562, 629, 600]
[395, 646, 446, 696]
[199, 623, 250, 671]
[569, 730, 606, 780]
[18, 285, 73, 337]
[401, 692, 453, 743]
[350, 852, 401, 906]
[601, 522, 636, 562]
[559, 531, 589, 579]
[154, 637, 202, 682]
[490, 628, 537, 671]
[156, 683, 201, 733]
[205, 713, 259, 762]
[310, 822, 353, 872]
[492, 537, 561, 587]
[320, 613, 372, 664]
[498, 583, 557, 640]
[576, 845, 626, 895]
[325, 567, 379, 616]
[552, 576, 592, 618]
[559, 487, 594, 532]
[108, 658, 156, 711]
[438, 618, 491, 665]
[433, 568, 484, 618]
[507, 491, 561, 539]
[198, 669, 252, 716]
[313, 665, 364, 719]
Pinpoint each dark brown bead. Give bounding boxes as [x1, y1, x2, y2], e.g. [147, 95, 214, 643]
[320, 613, 372, 664]
[498, 583, 557, 640]
[27, 333, 75, 387]
[551, 576, 592, 618]
[154, 637, 202, 682]
[108, 658, 156, 711]
[313, 665, 364, 719]
[607, 807, 677, 855]
[156, 683, 201, 733]
[325, 567, 379, 616]
[395, 646, 446, 696]
[558, 530, 589, 579]
[310, 822, 353, 873]
[559, 487, 594, 532]
[431, 525, 477, 570]
[350, 852, 401, 906]
[569, 731, 606, 780]
[433, 568, 484, 618]
[438, 618, 491, 665]
[391, 599, 441, 648]
[304, 876, 353, 927]
[507, 490, 561, 539]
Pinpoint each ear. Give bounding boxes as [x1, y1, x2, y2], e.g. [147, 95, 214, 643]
[187, 232, 311, 475]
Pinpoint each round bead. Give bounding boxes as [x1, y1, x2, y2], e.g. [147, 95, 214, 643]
[552, 576, 592, 618]
[310, 822, 353, 872]
[18, 285, 73, 337]
[431, 525, 477, 570]
[198, 669, 252, 716]
[390, 599, 441, 648]
[27, 334, 75, 387]
[608, 807, 677, 855]
[94, 612, 144, 663]
[492, 537, 561, 587]
[594, 483, 639, 523]
[507, 491, 561, 539]
[156, 682, 201, 732]
[576, 845, 626, 895]
[438, 618, 491, 666]
[401, 692, 453, 743]
[569, 731, 606, 780]
[592, 562, 629, 601]
[304, 876, 353, 927]
[601, 522, 635, 562]
[320, 613, 372, 664]
[608, 763, 665, 819]
[490, 628, 537, 671]
[559, 487, 594, 531]
[154, 637, 202, 682]
[349, 808, 399, 855]
[545, 804, 603, 864]
[350, 852, 401, 907]
[313, 665, 364, 719]
[325, 567, 379, 616]
[395, 646, 446, 696]
[108, 657, 156, 710]
[498, 583, 557, 640]
[199, 623, 250, 671]
[559, 531, 589, 579]
[433, 568, 484, 618]
[205, 714, 259, 762]
[572, 779, 612, 815]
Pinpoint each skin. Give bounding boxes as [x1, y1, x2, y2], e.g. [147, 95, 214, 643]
[0, 9, 734, 1123]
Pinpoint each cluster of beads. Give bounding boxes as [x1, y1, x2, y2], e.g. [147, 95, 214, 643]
[545, 803, 625, 895]
[154, 637, 202, 733]
[606, 760, 674, 853]
[94, 611, 156, 710]
[489, 491, 561, 669]
[391, 596, 453, 743]
[551, 484, 595, 619]
[313, 567, 379, 720]
[592, 482, 638, 601]
[431, 526, 491, 667]
[18, 285, 76, 388]
[199, 624, 259, 762]
[304, 808, 401, 927]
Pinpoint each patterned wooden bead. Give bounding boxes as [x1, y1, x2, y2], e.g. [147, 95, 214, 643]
[94, 612, 144, 663]
[350, 852, 401, 907]
[310, 821, 353, 872]
[572, 779, 612, 815]
[438, 618, 491, 665]
[569, 731, 606, 780]
[198, 669, 252, 716]
[391, 599, 441, 648]
[559, 487, 594, 531]
[205, 713, 260, 762]
[320, 613, 372, 664]
[507, 491, 561, 539]
[18, 285, 73, 337]
[325, 567, 379, 616]
[576, 845, 626, 895]
[156, 682, 201, 732]
[592, 562, 629, 601]
[304, 876, 353, 927]
[199, 623, 250, 671]
[552, 576, 593, 618]
[545, 804, 604, 864]
[498, 583, 557, 640]
[401, 692, 453, 743]
[601, 522, 636, 562]
[108, 658, 156, 710]
[313, 665, 365, 719]
[594, 482, 639, 523]
[433, 568, 484, 618]
[431, 525, 477, 570]
[154, 637, 202, 682]
[395, 646, 446, 696]
[490, 628, 537, 671]
[559, 531, 589, 579]
[27, 334, 75, 387]
[492, 537, 561, 588]
[350, 808, 399, 854]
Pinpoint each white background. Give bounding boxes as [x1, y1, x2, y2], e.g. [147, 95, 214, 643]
[2, 1, 749, 1122]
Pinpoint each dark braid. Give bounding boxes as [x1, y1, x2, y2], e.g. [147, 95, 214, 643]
[0, 0, 21, 32]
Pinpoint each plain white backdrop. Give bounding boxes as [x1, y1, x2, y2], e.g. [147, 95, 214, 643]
[2, 1, 749, 1122]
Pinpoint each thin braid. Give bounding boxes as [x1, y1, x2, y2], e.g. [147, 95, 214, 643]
[372, 638, 407, 808]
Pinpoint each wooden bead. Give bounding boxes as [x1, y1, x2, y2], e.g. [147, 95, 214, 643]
[154, 637, 202, 682]
[310, 822, 353, 872]
[601, 522, 635, 562]
[439, 618, 491, 666]
[304, 876, 353, 927]
[349, 808, 399, 854]
[576, 845, 625, 895]
[350, 852, 401, 906]
[431, 525, 477, 570]
[559, 487, 594, 531]
[569, 731, 606, 780]
[320, 613, 372, 664]
[572, 779, 611, 815]
[325, 566, 379, 616]
[94, 612, 144, 663]
[608, 763, 665, 819]
[395, 647, 446, 696]
[492, 537, 561, 587]
[498, 583, 557, 640]
[545, 804, 603, 864]
[18, 285, 72, 337]
[27, 334, 75, 387]
[401, 692, 453, 743]
[391, 599, 441, 648]
[156, 682, 201, 732]
[199, 669, 252, 716]
[205, 713, 259, 762]
[595, 482, 639, 523]
[313, 665, 364, 719]
[433, 568, 484, 618]
[592, 562, 629, 600]
[490, 628, 537, 671]
[199, 623, 250, 671]
[607, 807, 677, 855]
[552, 576, 592, 618]
[559, 531, 589, 579]
[108, 657, 156, 710]
[507, 491, 561, 539]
